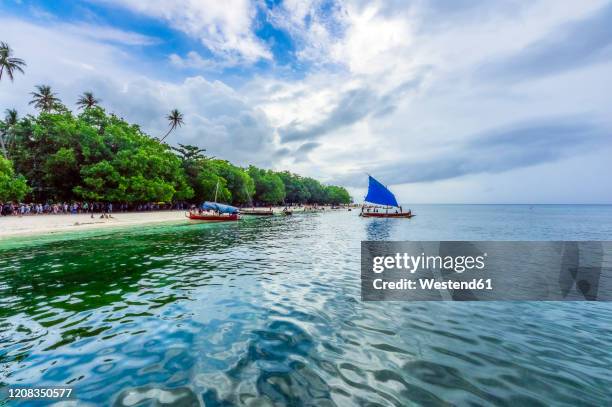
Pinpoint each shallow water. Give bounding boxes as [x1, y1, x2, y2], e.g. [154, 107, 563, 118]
[1, 205, 612, 406]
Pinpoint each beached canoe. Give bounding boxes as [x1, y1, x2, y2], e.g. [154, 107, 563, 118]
[186, 212, 240, 222]
[240, 209, 275, 216]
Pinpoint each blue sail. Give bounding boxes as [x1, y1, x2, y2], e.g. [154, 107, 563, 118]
[364, 176, 399, 207]
[201, 201, 239, 214]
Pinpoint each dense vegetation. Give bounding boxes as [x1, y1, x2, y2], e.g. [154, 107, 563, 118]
[0, 41, 351, 206]
[0, 156, 29, 201]
[0, 107, 351, 205]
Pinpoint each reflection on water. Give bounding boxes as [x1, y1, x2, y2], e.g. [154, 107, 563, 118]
[365, 218, 398, 240]
[1, 205, 612, 405]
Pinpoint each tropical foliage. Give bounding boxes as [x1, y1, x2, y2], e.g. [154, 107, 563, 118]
[0, 156, 30, 201]
[3, 105, 351, 205]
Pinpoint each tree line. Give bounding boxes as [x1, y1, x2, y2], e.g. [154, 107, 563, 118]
[0, 42, 352, 206]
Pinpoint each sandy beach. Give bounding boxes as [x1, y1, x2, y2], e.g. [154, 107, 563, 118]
[0, 211, 192, 239]
[0, 206, 348, 239]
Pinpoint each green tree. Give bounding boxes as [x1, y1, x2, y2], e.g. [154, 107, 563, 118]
[76, 91, 101, 110]
[3, 99, 349, 206]
[0, 42, 26, 82]
[248, 166, 285, 204]
[215, 160, 254, 205]
[278, 171, 310, 203]
[0, 156, 30, 201]
[44, 147, 80, 200]
[172, 143, 207, 161]
[8, 107, 192, 203]
[302, 177, 327, 204]
[73, 160, 121, 201]
[324, 185, 352, 205]
[29, 85, 61, 112]
[160, 109, 184, 142]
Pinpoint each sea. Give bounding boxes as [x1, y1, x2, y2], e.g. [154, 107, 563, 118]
[1, 204, 611, 406]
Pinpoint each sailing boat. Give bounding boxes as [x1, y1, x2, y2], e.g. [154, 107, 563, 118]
[360, 175, 414, 218]
[187, 180, 241, 221]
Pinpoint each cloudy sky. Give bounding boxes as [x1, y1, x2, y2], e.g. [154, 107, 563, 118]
[1, 0, 611, 203]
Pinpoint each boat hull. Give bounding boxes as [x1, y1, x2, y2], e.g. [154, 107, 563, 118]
[360, 212, 414, 218]
[187, 213, 240, 222]
[240, 210, 274, 216]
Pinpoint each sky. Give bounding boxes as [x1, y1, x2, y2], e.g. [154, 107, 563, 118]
[1, 0, 611, 203]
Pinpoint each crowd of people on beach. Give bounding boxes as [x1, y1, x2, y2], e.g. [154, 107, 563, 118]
[1, 201, 356, 217]
[0, 201, 191, 216]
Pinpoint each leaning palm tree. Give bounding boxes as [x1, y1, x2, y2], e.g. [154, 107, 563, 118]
[0, 42, 26, 82]
[160, 109, 184, 141]
[76, 91, 101, 110]
[0, 109, 18, 158]
[29, 85, 61, 112]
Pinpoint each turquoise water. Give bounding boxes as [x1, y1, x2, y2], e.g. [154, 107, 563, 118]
[1, 205, 612, 405]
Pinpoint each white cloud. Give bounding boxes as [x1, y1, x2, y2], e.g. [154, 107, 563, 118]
[94, 0, 271, 64]
[169, 51, 229, 70]
[59, 23, 160, 46]
[246, 0, 612, 204]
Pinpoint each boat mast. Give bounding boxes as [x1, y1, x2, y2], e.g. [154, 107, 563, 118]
[214, 180, 219, 202]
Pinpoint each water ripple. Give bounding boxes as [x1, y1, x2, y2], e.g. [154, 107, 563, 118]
[1, 206, 612, 405]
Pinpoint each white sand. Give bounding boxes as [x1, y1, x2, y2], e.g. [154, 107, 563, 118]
[0, 211, 189, 239]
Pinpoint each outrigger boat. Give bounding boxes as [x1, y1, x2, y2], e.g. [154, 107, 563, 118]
[187, 202, 240, 222]
[240, 208, 275, 216]
[360, 175, 414, 218]
[186, 181, 241, 222]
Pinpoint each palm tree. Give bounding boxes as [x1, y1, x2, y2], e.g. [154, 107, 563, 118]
[76, 91, 101, 110]
[29, 85, 61, 112]
[4, 109, 18, 127]
[160, 109, 184, 141]
[0, 42, 26, 82]
[0, 109, 18, 158]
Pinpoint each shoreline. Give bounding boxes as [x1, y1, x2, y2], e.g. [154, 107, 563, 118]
[0, 206, 350, 239]
[0, 210, 190, 239]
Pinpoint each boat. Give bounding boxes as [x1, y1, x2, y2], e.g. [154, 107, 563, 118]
[360, 175, 414, 218]
[187, 202, 241, 222]
[240, 208, 275, 216]
[187, 181, 241, 222]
